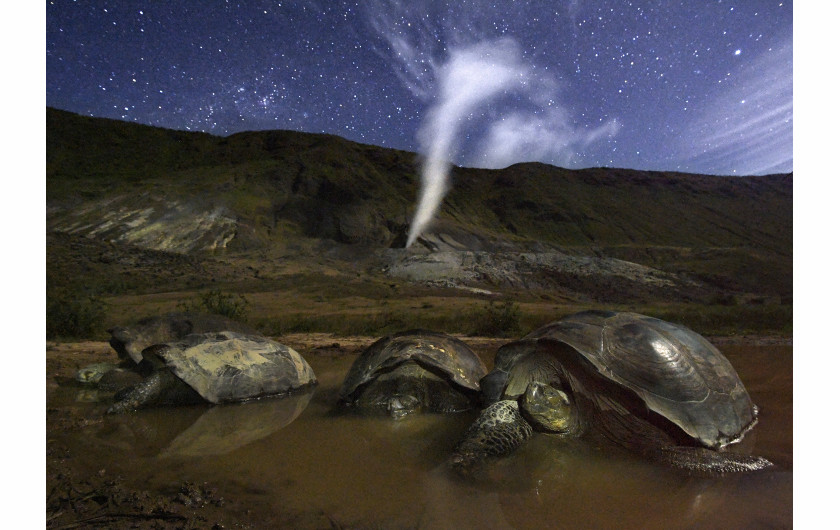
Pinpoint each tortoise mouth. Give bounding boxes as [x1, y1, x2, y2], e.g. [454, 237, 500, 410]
[387, 395, 422, 419]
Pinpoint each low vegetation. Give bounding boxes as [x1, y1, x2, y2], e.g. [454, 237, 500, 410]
[46, 291, 107, 340]
[177, 289, 251, 322]
[471, 300, 524, 337]
[87, 283, 790, 340]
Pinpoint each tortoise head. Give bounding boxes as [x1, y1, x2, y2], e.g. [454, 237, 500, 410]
[519, 381, 574, 433]
[109, 326, 141, 362]
[347, 363, 435, 419]
[479, 368, 509, 406]
[385, 393, 422, 420]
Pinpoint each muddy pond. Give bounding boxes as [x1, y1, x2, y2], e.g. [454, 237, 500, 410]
[47, 342, 792, 528]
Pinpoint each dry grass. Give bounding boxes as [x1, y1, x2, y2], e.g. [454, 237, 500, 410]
[97, 285, 790, 341]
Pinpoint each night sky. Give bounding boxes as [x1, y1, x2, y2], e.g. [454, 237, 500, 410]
[46, 1, 792, 176]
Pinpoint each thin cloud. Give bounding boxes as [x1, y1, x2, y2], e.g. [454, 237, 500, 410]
[678, 38, 793, 175]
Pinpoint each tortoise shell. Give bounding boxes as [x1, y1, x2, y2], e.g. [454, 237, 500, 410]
[490, 311, 756, 449]
[144, 331, 316, 403]
[339, 329, 487, 404]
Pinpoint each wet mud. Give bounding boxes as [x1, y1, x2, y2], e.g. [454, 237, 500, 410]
[46, 336, 792, 529]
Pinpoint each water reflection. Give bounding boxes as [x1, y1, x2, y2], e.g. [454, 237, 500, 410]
[96, 390, 315, 458]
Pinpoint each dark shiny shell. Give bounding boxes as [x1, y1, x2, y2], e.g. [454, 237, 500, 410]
[145, 331, 316, 403]
[338, 330, 488, 402]
[495, 311, 756, 449]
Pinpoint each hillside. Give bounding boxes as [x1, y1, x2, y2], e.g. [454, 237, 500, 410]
[46, 107, 792, 337]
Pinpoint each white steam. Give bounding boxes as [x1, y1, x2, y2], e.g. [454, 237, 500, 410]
[405, 39, 619, 247]
[364, 2, 620, 248]
[475, 110, 621, 169]
[407, 39, 527, 247]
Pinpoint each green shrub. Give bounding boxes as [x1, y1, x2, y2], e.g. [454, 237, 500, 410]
[472, 300, 523, 337]
[46, 293, 107, 339]
[178, 290, 250, 322]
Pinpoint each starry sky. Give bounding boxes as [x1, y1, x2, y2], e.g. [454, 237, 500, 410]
[46, 1, 793, 176]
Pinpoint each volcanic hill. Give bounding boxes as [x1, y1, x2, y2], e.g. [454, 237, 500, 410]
[46, 107, 792, 337]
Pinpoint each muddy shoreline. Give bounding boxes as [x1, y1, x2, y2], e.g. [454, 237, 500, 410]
[46, 333, 790, 528]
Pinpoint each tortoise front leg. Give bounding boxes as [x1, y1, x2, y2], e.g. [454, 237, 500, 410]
[449, 400, 533, 474]
[106, 370, 177, 414]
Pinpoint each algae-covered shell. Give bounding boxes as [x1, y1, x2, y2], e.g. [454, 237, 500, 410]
[145, 331, 316, 403]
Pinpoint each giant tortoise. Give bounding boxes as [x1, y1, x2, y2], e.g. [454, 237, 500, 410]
[450, 311, 773, 474]
[76, 313, 260, 397]
[338, 330, 488, 419]
[107, 331, 317, 414]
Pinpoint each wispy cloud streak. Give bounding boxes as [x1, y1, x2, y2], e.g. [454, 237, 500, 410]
[678, 39, 792, 175]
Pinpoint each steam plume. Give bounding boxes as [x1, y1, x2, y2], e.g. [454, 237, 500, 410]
[364, 2, 620, 248]
[407, 39, 526, 247]
[405, 39, 619, 247]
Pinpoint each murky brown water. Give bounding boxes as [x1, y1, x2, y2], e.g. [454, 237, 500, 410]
[51, 344, 792, 529]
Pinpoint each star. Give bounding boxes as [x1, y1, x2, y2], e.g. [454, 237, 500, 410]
[46, 0, 792, 176]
